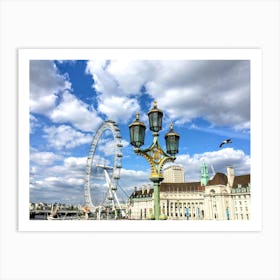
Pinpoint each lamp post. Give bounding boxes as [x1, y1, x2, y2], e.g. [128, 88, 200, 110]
[129, 101, 180, 220]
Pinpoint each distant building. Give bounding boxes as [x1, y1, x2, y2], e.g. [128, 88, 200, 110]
[163, 165, 185, 183]
[128, 164, 250, 221]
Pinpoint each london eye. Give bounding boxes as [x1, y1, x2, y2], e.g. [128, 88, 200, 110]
[84, 120, 124, 219]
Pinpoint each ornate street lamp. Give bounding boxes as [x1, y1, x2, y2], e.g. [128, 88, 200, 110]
[129, 112, 146, 148]
[148, 101, 163, 132]
[165, 122, 180, 156]
[129, 101, 180, 220]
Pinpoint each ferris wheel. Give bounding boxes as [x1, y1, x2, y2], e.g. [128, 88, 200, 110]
[84, 120, 123, 214]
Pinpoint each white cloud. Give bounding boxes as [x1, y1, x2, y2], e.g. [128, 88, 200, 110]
[107, 60, 156, 94]
[86, 60, 120, 96]
[44, 176, 84, 186]
[64, 156, 87, 169]
[50, 91, 103, 131]
[97, 96, 140, 124]
[175, 147, 250, 182]
[30, 155, 87, 203]
[147, 61, 250, 130]
[29, 148, 250, 204]
[29, 151, 151, 204]
[87, 59, 250, 130]
[30, 60, 71, 115]
[29, 153, 116, 204]
[97, 137, 129, 157]
[43, 125, 92, 150]
[30, 114, 41, 134]
[118, 168, 150, 192]
[30, 151, 62, 166]
[30, 61, 103, 133]
[86, 60, 140, 123]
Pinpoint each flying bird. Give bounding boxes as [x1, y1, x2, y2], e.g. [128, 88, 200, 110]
[219, 139, 232, 148]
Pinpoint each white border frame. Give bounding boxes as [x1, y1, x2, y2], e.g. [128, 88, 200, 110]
[1, 1, 279, 280]
[18, 48, 262, 232]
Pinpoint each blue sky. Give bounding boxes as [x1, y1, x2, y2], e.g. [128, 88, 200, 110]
[29, 59, 250, 205]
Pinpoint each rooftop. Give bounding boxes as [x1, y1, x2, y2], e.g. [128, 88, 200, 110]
[129, 172, 250, 198]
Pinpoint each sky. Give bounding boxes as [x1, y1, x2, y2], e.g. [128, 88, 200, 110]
[29, 59, 251, 205]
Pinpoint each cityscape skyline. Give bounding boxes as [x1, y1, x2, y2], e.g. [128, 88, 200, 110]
[29, 59, 251, 205]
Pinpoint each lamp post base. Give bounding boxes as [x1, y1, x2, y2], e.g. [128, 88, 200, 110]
[146, 214, 155, 220]
[159, 214, 168, 220]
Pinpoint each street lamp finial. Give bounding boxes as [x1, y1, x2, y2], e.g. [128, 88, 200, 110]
[153, 100, 158, 108]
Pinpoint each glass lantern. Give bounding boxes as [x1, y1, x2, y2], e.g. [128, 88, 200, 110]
[147, 101, 163, 132]
[165, 122, 180, 156]
[129, 112, 146, 148]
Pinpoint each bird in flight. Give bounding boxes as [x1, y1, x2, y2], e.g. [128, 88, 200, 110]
[219, 139, 232, 148]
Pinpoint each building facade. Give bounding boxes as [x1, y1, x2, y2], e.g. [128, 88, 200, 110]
[163, 165, 185, 183]
[128, 165, 251, 221]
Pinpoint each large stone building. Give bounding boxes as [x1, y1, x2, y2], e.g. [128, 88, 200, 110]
[163, 165, 185, 183]
[128, 164, 251, 220]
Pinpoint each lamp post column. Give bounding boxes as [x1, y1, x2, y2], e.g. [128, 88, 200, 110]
[150, 177, 163, 220]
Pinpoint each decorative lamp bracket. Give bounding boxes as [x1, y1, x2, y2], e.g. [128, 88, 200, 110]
[134, 135, 175, 180]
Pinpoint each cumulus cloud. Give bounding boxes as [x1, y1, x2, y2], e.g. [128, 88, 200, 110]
[30, 60, 103, 132]
[119, 169, 150, 186]
[86, 59, 250, 130]
[97, 96, 140, 124]
[86, 60, 121, 96]
[29, 152, 150, 204]
[64, 156, 87, 169]
[107, 60, 156, 94]
[50, 91, 103, 131]
[30, 114, 41, 134]
[30, 155, 87, 203]
[175, 147, 250, 182]
[30, 60, 71, 114]
[97, 138, 129, 157]
[30, 151, 63, 166]
[85, 60, 141, 123]
[29, 147, 250, 204]
[43, 125, 92, 150]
